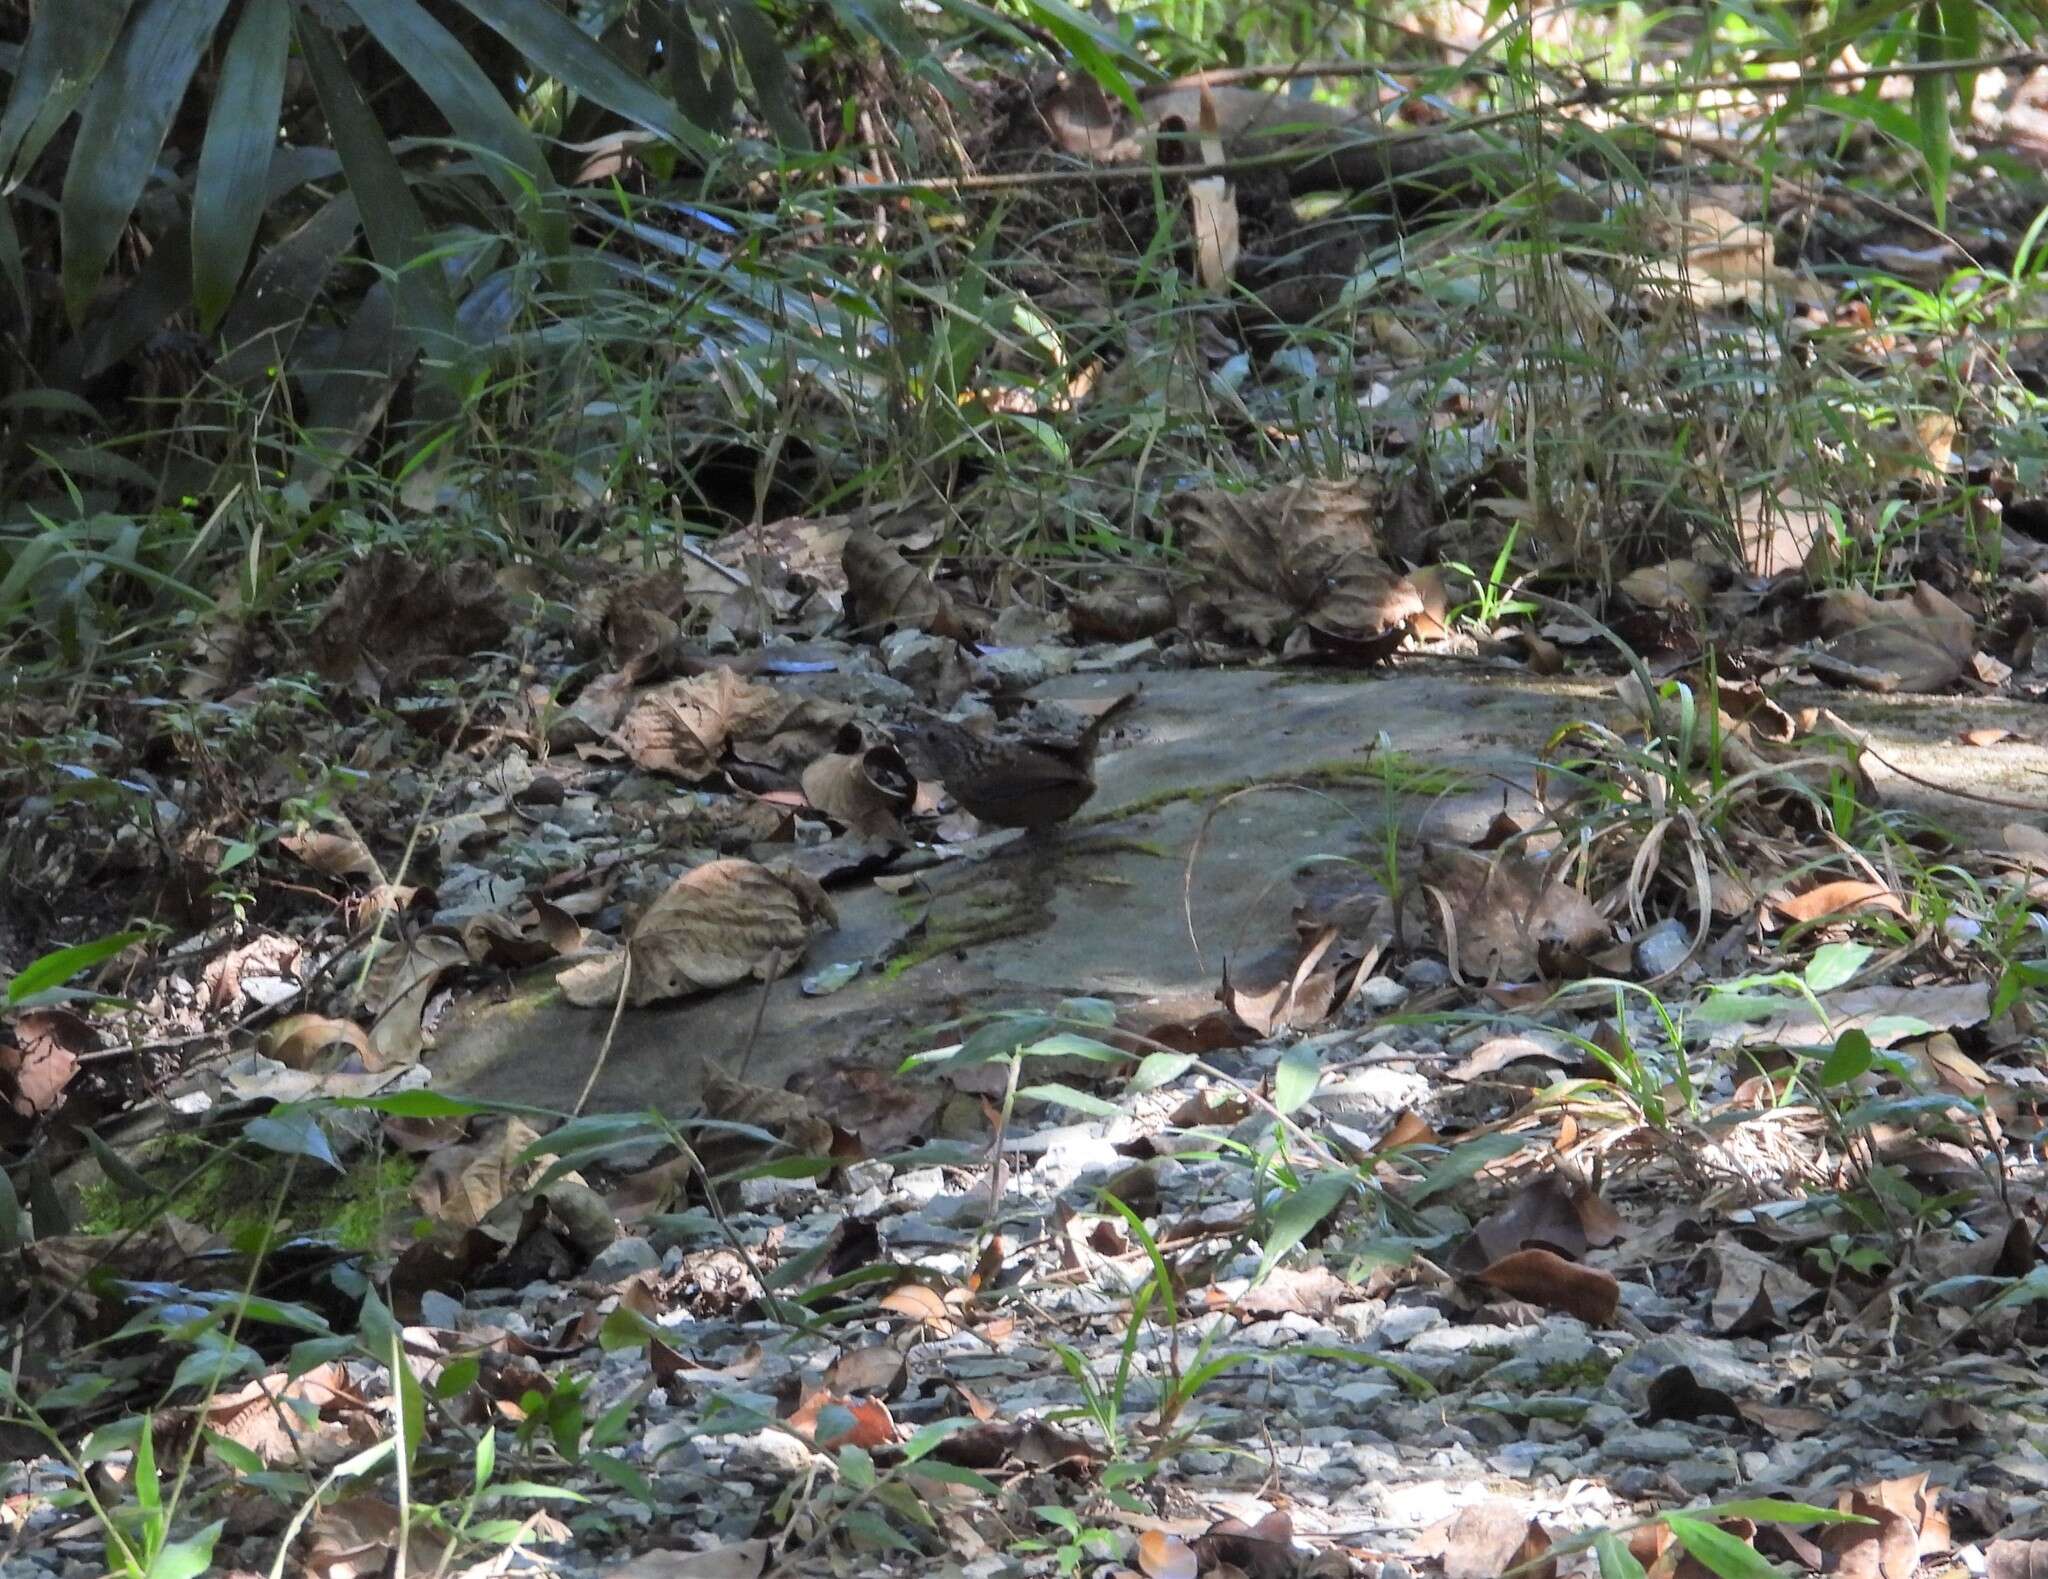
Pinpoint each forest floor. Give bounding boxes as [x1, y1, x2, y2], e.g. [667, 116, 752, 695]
[12, 49, 2048, 1579]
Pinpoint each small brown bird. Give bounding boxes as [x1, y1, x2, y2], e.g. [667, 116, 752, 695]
[892, 690, 1137, 833]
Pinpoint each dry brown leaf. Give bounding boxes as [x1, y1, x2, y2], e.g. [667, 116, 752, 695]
[1194, 1512, 1296, 1579]
[1813, 581, 1975, 693]
[1767, 878, 1908, 924]
[1446, 1032, 1572, 1083]
[826, 1345, 907, 1398]
[1172, 478, 1421, 659]
[0, 1008, 92, 1116]
[410, 1118, 546, 1229]
[361, 931, 468, 1068]
[1471, 1248, 1620, 1325]
[1423, 849, 1608, 982]
[1137, 1530, 1200, 1579]
[800, 727, 915, 839]
[280, 826, 383, 883]
[842, 531, 980, 640]
[701, 1067, 835, 1157]
[1990, 1542, 2048, 1579]
[1417, 1501, 1555, 1579]
[1189, 178, 1239, 289]
[1458, 1171, 1622, 1267]
[879, 1282, 956, 1335]
[1734, 487, 1833, 578]
[604, 1543, 771, 1579]
[302, 1495, 449, 1579]
[559, 859, 836, 1008]
[260, 1014, 371, 1071]
[1618, 558, 1714, 611]
[549, 668, 636, 749]
[614, 668, 804, 780]
[1709, 1238, 1820, 1333]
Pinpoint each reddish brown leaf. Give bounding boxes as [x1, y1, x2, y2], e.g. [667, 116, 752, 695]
[1472, 1248, 1620, 1325]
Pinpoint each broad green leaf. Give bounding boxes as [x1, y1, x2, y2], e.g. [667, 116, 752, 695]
[192, 0, 291, 330]
[837, 1444, 877, 1488]
[1058, 996, 1118, 1027]
[1020, 1032, 1123, 1062]
[907, 1459, 999, 1494]
[901, 1418, 973, 1463]
[294, 13, 460, 372]
[60, 0, 234, 324]
[585, 1450, 655, 1506]
[450, 0, 715, 155]
[84, 1127, 161, 1200]
[1274, 1043, 1321, 1115]
[0, 0, 138, 184]
[0, 202, 24, 325]
[717, 0, 811, 149]
[474, 1425, 496, 1492]
[1594, 1531, 1649, 1579]
[145, 1519, 224, 1579]
[1018, 1082, 1121, 1118]
[1819, 1028, 1873, 1087]
[1703, 1498, 1871, 1526]
[340, 0, 562, 247]
[1257, 1169, 1354, 1274]
[1691, 990, 1787, 1026]
[243, 1108, 340, 1170]
[334, 1090, 505, 1119]
[1014, 0, 1146, 112]
[947, 1014, 1052, 1066]
[203, 1429, 265, 1476]
[436, 1354, 481, 1398]
[0, 1166, 20, 1254]
[1803, 941, 1870, 994]
[1127, 1052, 1194, 1092]
[1664, 1516, 1790, 1579]
[656, 0, 734, 128]
[38, 1371, 117, 1410]
[1406, 1132, 1527, 1204]
[7, 929, 142, 1002]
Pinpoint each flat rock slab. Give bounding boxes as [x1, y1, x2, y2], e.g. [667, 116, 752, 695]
[424, 667, 2048, 1114]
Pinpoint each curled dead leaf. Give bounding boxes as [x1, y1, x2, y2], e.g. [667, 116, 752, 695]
[843, 531, 981, 640]
[800, 726, 915, 839]
[560, 859, 836, 1009]
[261, 1014, 371, 1071]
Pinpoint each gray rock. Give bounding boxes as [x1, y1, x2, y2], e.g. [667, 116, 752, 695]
[585, 1234, 660, 1283]
[1371, 1304, 1445, 1347]
[1601, 1425, 1702, 1464]
[1353, 977, 1411, 1010]
[1668, 1454, 1741, 1495]
[893, 1168, 946, 1205]
[725, 1428, 814, 1478]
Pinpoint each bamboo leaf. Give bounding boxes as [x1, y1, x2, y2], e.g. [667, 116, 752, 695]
[339, 0, 565, 252]
[192, 0, 291, 331]
[449, 0, 716, 156]
[59, 0, 234, 325]
[293, 13, 460, 372]
[0, 0, 138, 185]
[718, 0, 812, 149]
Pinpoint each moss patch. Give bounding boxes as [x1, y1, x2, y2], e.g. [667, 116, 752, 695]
[80, 1140, 418, 1251]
